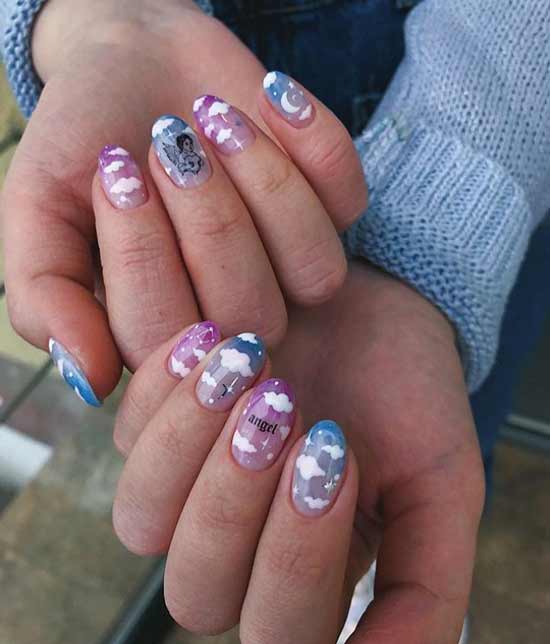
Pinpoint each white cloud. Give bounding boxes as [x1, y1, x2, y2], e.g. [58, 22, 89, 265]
[193, 348, 206, 361]
[216, 128, 233, 144]
[296, 454, 325, 480]
[208, 101, 230, 117]
[110, 177, 143, 194]
[193, 96, 206, 112]
[152, 118, 175, 138]
[170, 356, 190, 378]
[108, 147, 129, 156]
[201, 371, 217, 387]
[233, 430, 257, 453]
[299, 104, 312, 121]
[304, 496, 330, 510]
[204, 123, 215, 139]
[263, 71, 277, 89]
[104, 160, 125, 173]
[220, 348, 253, 377]
[237, 333, 258, 344]
[263, 391, 294, 413]
[321, 444, 345, 460]
[279, 425, 291, 441]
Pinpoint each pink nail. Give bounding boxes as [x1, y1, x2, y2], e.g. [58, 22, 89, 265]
[98, 146, 148, 210]
[168, 321, 221, 379]
[193, 95, 256, 155]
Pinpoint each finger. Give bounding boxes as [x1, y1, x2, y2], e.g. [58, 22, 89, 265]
[150, 115, 287, 346]
[260, 71, 368, 231]
[193, 96, 347, 305]
[164, 378, 299, 634]
[113, 320, 221, 456]
[113, 333, 268, 555]
[241, 421, 358, 644]
[93, 145, 199, 370]
[1, 137, 121, 406]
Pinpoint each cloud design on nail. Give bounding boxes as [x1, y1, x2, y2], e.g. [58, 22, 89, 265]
[233, 430, 257, 453]
[204, 123, 215, 138]
[110, 177, 143, 194]
[152, 118, 175, 138]
[321, 444, 345, 460]
[208, 101, 230, 117]
[108, 147, 129, 156]
[170, 356, 190, 378]
[220, 348, 253, 377]
[304, 496, 330, 510]
[237, 333, 258, 344]
[299, 104, 312, 121]
[263, 71, 277, 89]
[193, 96, 207, 112]
[263, 392, 294, 413]
[296, 454, 325, 480]
[216, 128, 232, 144]
[201, 371, 217, 387]
[104, 160, 125, 173]
[193, 348, 206, 360]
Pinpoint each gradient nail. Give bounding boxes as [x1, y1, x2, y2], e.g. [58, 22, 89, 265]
[98, 145, 148, 210]
[263, 71, 315, 128]
[168, 321, 221, 379]
[152, 114, 211, 188]
[196, 333, 266, 412]
[292, 420, 346, 516]
[193, 95, 255, 155]
[48, 338, 101, 407]
[232, 378, 295, 471]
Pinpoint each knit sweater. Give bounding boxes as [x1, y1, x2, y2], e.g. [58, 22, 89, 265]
[1, 0, 549, 392]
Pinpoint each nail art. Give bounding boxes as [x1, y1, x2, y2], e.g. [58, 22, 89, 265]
[193, 95, 255, 155]
[232, 378, 296, 471]
[196, 333, 266, 412]
[152, 114, 211, 188]
[263, 71, 315, 128]
[98, 145, 148, 210]
[168, 321, 221, 379]
[292, 420, 346, 516]
[48, 338, 102, 407]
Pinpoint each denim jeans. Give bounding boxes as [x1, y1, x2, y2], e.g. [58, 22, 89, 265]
[212, 0, 550, 491]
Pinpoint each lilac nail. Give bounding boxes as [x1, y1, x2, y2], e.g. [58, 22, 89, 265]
[263, 71, 315, 128]
[98, 146, 148, 210]
[193, 95, 256, 155]
[168, 321, 221, 379]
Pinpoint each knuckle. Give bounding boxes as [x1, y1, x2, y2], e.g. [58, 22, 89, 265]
[185, 201, 247, 242]
[265, 539, 326, 588]
[113, 229, 168, 275]
[198, 477, 258, 535]
[248, 157, 296, 200]
[306, 123, 354, 179]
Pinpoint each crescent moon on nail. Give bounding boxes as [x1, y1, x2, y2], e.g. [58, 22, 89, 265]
[281, 91, 301, 114]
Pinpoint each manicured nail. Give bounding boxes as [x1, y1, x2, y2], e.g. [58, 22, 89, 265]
[292, 420, 346, 516]
[168, 321, 221, 379]
[263, 71, 314, 128]
[232, 378, 296, 471]
[196, 333, 266, 412]
[193, 95, 255, 155]
[152, 115, 211, 188]
[98, 146, 148, 210]
[48, 338, 102, 407]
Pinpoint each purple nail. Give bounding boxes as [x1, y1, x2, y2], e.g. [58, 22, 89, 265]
[232, 379, 296, 471]
[263, 71, 315, 128]
[168, 321, 221, 379]
[193, 95, 256, 155]
[98, 146, 148, 210]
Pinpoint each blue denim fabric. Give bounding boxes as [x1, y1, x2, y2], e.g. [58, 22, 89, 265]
[212, 0, 550, 491]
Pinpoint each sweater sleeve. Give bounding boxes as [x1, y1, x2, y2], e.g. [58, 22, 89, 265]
[0, 0, 214, 118]
[343, 0, 550, 392]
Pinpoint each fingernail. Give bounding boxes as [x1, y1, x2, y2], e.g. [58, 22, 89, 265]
[152, 115, 211, 188]
[196, 333, 266, 412]
[193, 95, 255, 155]
[292, 420, 346, 516]
[98, 146, 148, 210]
[263, 71, 314, 128]
[232, 378, 295, 471]
[168, 321, 221, 379]
[48, 338, 102, 407]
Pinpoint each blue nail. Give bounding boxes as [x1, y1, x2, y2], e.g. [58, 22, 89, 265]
[49, 339, 102, 407]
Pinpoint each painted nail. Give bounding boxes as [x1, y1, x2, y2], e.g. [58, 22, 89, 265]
[196, 333, 266, 412]
[193, 95, 255, 155]
[152, 114, 211, 188]
[48, 338, 102, 407]
[292, 420, 346, 516]
[98, 145, 148, 210]
[168, 321, 221, 379]
[232, 378, 296, 471]
[263, 71, 315, 128]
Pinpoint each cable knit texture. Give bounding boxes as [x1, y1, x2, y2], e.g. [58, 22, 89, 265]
[1, 0, 550, 390]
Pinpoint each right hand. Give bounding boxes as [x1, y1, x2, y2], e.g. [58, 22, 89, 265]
[0, 0, 367, 404]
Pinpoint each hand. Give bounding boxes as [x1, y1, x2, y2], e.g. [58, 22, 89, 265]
[0, 0, 366, 405]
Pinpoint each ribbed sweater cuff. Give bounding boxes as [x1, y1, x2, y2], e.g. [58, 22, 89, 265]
[344, 117, 533, 392]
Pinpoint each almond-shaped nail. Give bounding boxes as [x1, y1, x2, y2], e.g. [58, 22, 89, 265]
[152, 114, 211, 188]
[232, 378, 295, 471]
[48, 338, 102, 407]
[196, 333, 266, 412]
[263, 71, 315, 128]
[193, 95, 255, 155]
[98, 145, 148, 210]
[168, 321, 221, 379]
[292, 420, 346, 516]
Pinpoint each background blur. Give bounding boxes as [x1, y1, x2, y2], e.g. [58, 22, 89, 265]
[0, 65, 549, 644]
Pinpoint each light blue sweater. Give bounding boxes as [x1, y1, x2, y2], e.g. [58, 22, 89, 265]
[1, 0, 549, 392]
